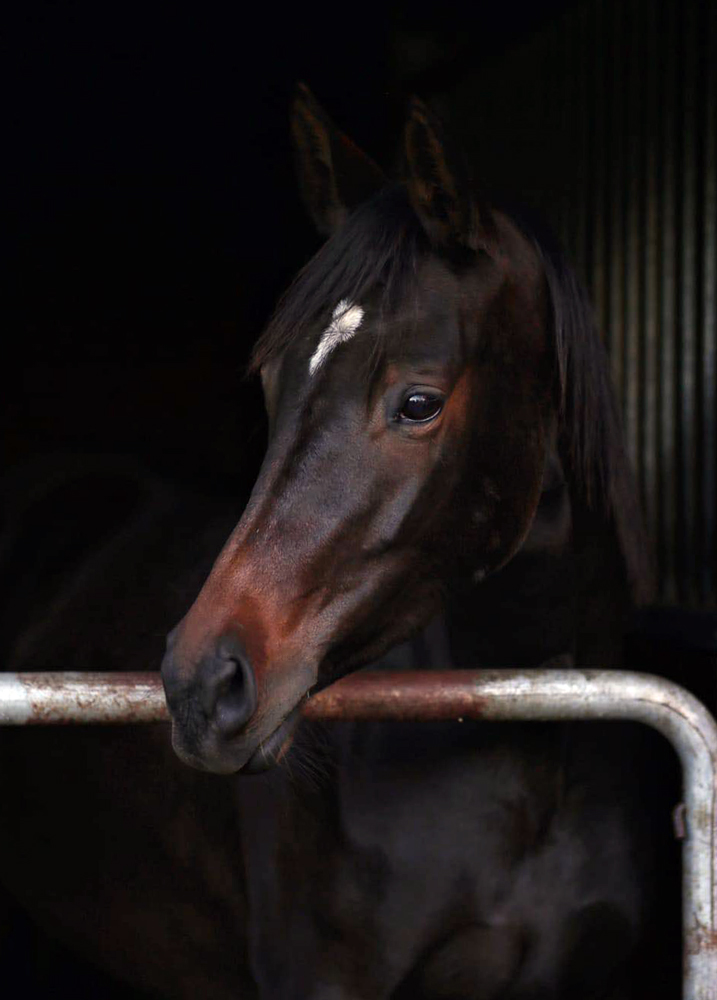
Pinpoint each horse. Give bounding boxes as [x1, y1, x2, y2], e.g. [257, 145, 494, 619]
[159, 88, 680, 995]
[0, 88, 680, 998]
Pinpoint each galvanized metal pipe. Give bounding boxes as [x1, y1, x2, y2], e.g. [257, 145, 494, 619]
[0, 672, 167, 725]
[1, 669, 716, 998]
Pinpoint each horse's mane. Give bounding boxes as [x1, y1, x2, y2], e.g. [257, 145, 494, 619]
[252, 186, 653, 603]
[517, 214, 653, 603]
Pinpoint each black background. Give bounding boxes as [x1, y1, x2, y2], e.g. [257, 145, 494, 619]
[4, 0, 574, 496]
[7, 4, 717, 996]
[3, 4, 575, 991]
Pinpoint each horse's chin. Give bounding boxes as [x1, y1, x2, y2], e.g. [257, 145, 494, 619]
[170, 703, 303, 775]
[242, 704, 303, 774]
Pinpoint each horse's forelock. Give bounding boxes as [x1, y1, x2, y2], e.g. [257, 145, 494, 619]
[249, 184, 428, 374]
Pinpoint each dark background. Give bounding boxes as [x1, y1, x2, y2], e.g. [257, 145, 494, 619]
[3, 6, 577, 990]
[3, 1, 715, 995]
[4, 0, 574, 498]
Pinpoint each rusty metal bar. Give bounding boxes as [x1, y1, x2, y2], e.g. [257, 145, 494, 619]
[1, 669, 716, 998]
[0, 672, 167, 725]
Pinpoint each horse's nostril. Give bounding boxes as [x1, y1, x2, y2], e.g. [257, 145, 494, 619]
[201, 640, 258, 740]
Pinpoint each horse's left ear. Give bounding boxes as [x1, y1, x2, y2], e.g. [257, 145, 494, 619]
[404, 98, 487, 254]
[291, 83, 387, 238]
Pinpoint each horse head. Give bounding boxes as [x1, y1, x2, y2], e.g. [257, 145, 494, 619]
[161, 88, 633, 774]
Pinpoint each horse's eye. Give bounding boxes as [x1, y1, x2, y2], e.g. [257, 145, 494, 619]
[397, 393, 443, 423]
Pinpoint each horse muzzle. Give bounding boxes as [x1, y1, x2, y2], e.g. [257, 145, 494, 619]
[161, 629, 308, 774]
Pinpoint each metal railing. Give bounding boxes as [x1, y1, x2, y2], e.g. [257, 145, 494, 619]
[1, 669, 716, 999]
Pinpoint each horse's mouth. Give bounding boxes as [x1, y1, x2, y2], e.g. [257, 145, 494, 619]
[242, 704, 303, 774]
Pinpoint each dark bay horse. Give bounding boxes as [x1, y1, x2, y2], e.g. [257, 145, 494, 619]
[1, 90, 679, 997]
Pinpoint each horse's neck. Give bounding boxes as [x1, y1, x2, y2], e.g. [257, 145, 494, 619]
[443, 484, 631, 670]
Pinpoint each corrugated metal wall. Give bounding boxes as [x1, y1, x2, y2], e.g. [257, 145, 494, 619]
[555, 0, 716, 607]
[426, 0, 716, 606]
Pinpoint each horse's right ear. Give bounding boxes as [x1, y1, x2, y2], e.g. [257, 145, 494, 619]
[404, 97, 487, 255]
[291, 83, 386, 238]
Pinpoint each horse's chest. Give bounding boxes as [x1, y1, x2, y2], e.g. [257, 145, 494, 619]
[246, 722, 653, 1000]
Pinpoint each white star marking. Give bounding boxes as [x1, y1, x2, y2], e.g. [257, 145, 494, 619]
[309, 299, 364, 375]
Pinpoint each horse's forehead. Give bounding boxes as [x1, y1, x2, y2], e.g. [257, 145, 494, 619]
[308, 298, 366, 376]
[298, 256, 475, 380]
